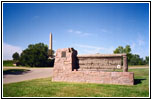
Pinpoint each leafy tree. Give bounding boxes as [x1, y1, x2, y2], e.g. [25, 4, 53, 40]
[113, 46, 124, 54]
[129, 54, 139, 65]
[113, 45, 131, 54]
[124, 45, 131, 54]
[12, 52, 20, 61]
[130, 54, 145, 65]
[113, 45, 132, 65]
[113, 45, 147, 65]
[145, 56, 149, 65]
[19, 43, 50, 67]
[47, 58, 55, 67]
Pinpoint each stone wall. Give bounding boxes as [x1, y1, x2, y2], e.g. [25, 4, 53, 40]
[53, 48, 77, 73]
[77, 54, 122, 71]
[53, 71, 134, 85]
[52, 48, 134, 85]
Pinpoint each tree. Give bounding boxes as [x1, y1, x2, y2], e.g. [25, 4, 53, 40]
[19, 43, 49, 67]
[113, 46, 124, 54]
[113, 45, 132, 65]
[113, 45, 149, 65]
[113, 45, 131, 54]
[124, 45, 131, 54]
[145, 56, 149, 65]
[12, 52, 19, 61]
[129, 54, 145, 65]
[129, 54, 140, 65]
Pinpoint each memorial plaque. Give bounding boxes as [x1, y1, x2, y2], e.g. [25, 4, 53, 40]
[61, 51, 66, 57]
[78, 57, 122, 70]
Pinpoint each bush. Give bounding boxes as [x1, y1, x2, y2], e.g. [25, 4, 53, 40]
[47, 59, 55, 67]
[19, 43, 49, 67]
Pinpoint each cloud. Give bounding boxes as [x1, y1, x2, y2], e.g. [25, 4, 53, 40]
[33, 16, 39, 19]
[74, 44, 114, 54]
[67, 29, 92, 36]
[76, 44, 105, 50]
[67, 29, 73, 33]
[137, 39, 145, 46]
[75, 31, 82, 34]
[82, 33, 91, 36]
[131, 42, 136, 49]
[101, 29, 108, 33]
[129, 34, 145, 50]
[137, 34, 145, 46]
[3, 43, 22, 60]
[126, 34, 147, 58]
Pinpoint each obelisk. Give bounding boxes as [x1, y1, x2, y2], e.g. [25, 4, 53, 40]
[49, 32, 52, 57]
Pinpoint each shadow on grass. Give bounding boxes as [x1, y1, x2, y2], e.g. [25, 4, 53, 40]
[3, 69, 31, 75]
[134, 79, 146, 85]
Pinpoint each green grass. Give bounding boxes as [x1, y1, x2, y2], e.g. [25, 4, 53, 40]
[129, 65, 149, 67]
[3, 68, 149, 97]
[3, 60, 14, 67]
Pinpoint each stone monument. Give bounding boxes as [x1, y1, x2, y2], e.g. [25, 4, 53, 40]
[52, 48, 134, 85]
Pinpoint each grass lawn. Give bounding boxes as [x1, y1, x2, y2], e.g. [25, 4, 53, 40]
[3, 60, 14, 67]
[3, 68, 149, 97]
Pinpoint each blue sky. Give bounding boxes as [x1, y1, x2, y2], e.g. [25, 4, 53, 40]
[3, 3, 149, 60]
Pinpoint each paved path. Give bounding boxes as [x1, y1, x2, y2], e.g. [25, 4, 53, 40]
[129, 67, 149, 69]
[3, 66, 149, 84]
[3, 67, 53, 84]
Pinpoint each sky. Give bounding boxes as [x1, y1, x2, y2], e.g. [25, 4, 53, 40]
[3, 3, 149, 60]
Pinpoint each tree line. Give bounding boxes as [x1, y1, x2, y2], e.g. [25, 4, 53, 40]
[12, 43, 149, 67]
[113, 45, 149, 65]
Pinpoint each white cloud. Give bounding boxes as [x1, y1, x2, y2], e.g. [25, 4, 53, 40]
[128, 34, 145, 50]
[138, 39, 145, 46]
[76, 44, 105, 50]
[75, 31, 82, 34]
[74, 44, 114, 54]
[101, 29, 108, 33]
[67, 29, 92, 36]
[3, 43, 22, 60]
[137, 34, 145, 46]
[67, 29, 73, 33]
[131, 42, 136, 50]
[126, 34, 147, 58]
[81, 33, 92, 36]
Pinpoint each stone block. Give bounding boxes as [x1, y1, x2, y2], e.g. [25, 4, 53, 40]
[52, 48, 134, 85]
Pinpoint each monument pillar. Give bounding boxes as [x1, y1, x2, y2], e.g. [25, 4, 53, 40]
[49, 32, 52, 57]
[123, 54, 128, 72]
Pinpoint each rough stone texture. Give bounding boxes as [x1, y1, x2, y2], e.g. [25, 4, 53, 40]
[77, 56, 122, 71]
[123, 54, 128, 72]
[52, 48, 134, 85]
[53, 48, 77, 74]
[53, 71, 134, 85]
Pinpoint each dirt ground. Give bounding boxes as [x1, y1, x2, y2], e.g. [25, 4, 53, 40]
[3, 66, 149, 84]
